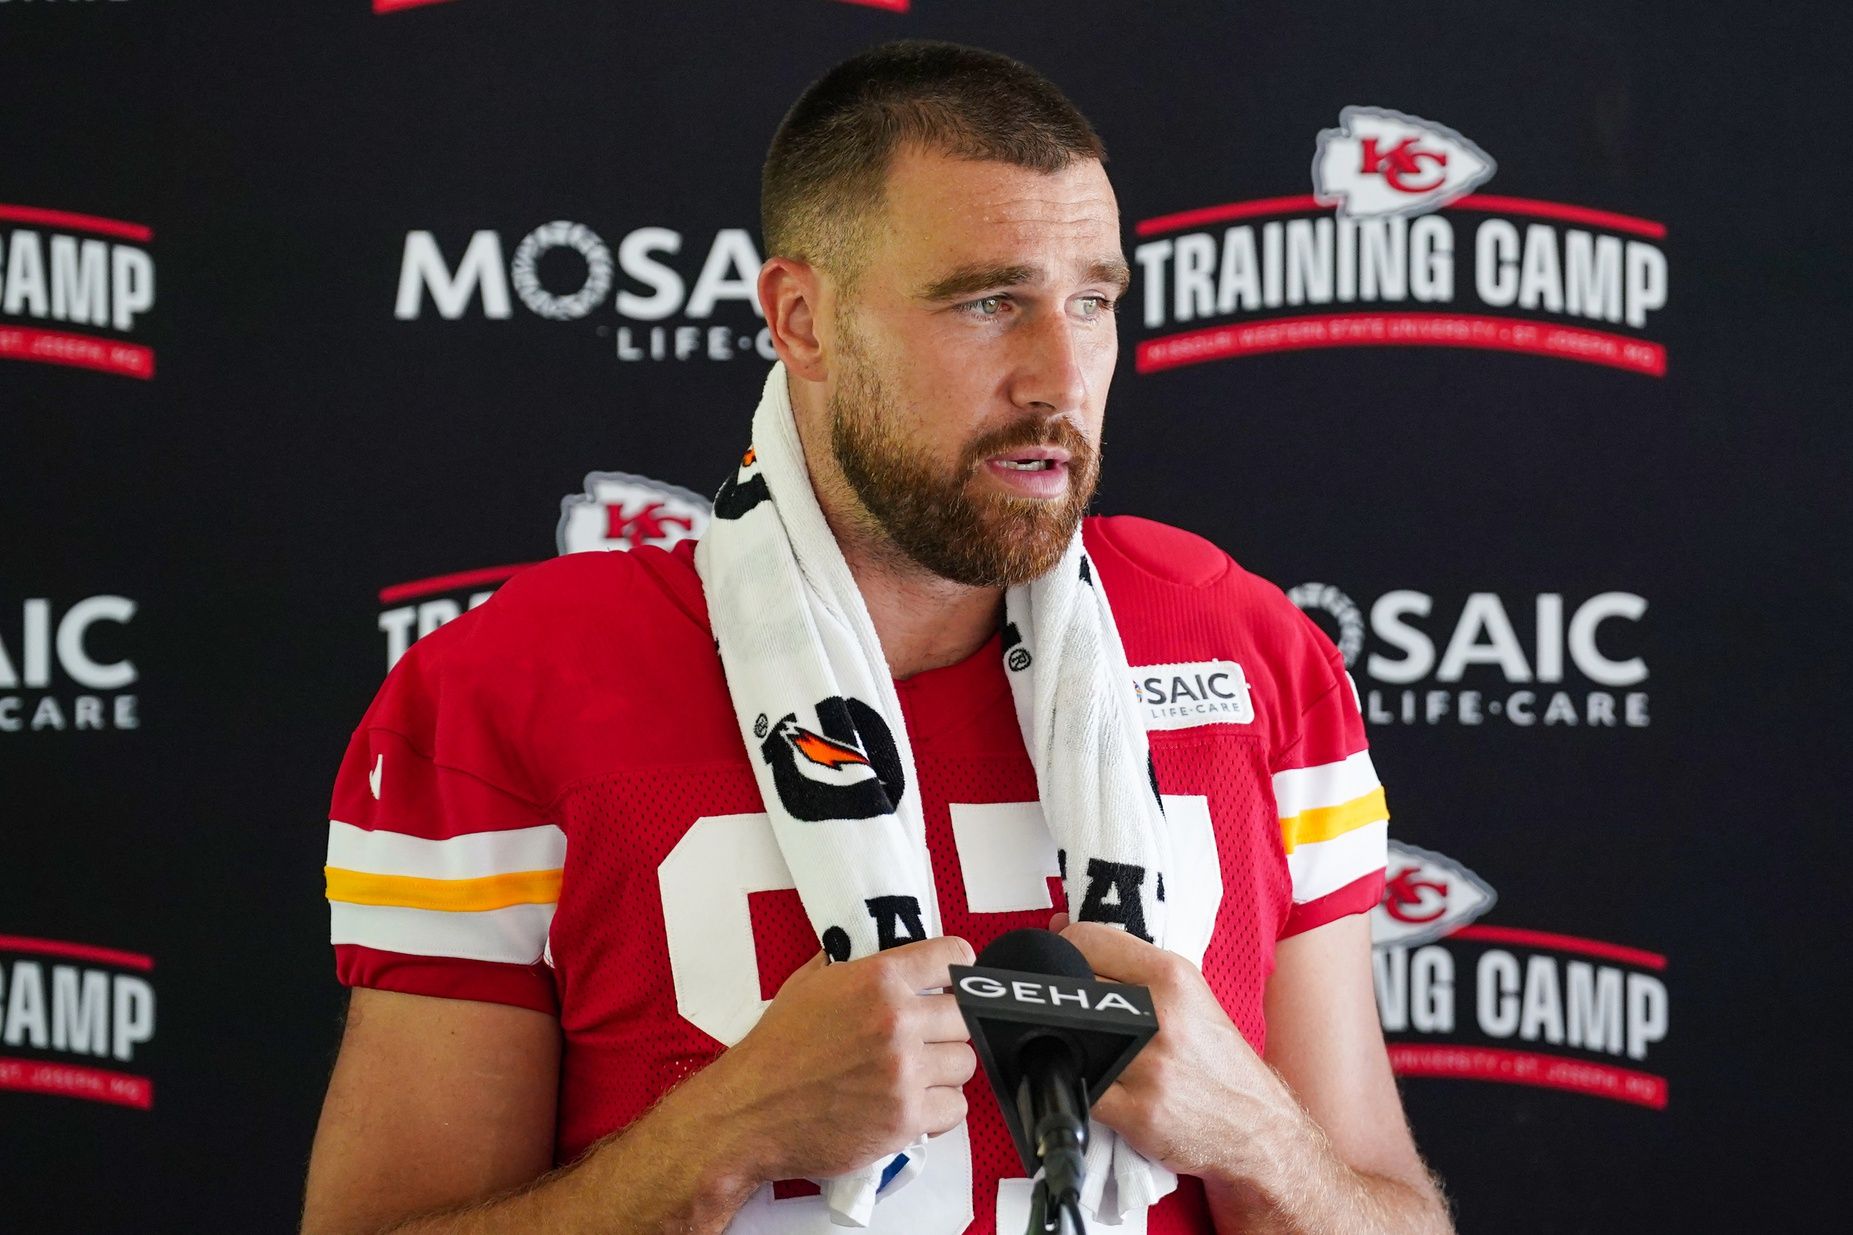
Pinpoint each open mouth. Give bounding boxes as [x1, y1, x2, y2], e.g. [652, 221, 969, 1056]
[981, 445, 1074, 496]
[985, 445, 1072, 470]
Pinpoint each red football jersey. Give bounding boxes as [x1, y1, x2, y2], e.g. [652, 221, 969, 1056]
[325, 515, 1388, 1234]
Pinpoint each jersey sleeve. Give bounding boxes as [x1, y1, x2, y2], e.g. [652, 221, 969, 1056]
[1271, 614, 1388, 939]
[324, 618, 561, 1014]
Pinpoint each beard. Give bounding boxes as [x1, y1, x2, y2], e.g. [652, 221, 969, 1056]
[828, 320, 1100, 589]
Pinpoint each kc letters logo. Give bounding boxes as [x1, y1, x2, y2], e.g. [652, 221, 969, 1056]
[1135, 107, 1669, 376]
[1373, 842, 1497, 948]
[1372, 841, 1670, 1110]
[556, 471, 710, 555]
[1312, 108, 1496, 219]
[377, 468, 712, 669]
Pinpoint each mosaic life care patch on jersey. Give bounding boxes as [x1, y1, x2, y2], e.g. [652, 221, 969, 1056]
[1131, 660, 1255, 730]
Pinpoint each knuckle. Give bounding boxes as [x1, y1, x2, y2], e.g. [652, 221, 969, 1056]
[1155, 951, 1191, 987]
[881, 1006, 917, 1049]
[934, 1092, 969, 1134]
[867, 1001, 906, 1037]
[893, 1092, 927, 1137]
[879, 1049, 912, 1091]
[1144, 1051, 1177, 1091]
[873, 963, 915, 1000]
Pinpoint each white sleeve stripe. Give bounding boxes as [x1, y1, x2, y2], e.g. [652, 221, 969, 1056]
[1286, 820, 1389, 904]
[330, 901, 554, 965]
[326, 820, 567, 881]
[1272, 750, 1380, 819]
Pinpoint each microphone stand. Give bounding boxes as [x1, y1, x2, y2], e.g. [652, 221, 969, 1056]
[1026, 1178, 1088, 1235]
[1018, 1036, 1090, 1235]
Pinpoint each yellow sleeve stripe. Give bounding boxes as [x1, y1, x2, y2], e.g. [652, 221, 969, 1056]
[1280, 786, 1389, 854]
[324, 866, 563, 913]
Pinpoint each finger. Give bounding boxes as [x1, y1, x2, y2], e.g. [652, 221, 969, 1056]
[1090, 1077, 1133, 1129]
[881, 935, 977, 992]
[1048, 912, 1071, 931]
[1059, 921, 1172, 984]
[913, 992, 972, 1043]
[921, 1041, 979, 1088]
[921, 1085, 969, 1137]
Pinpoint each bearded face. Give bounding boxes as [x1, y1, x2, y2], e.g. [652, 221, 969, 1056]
[828, 313, 1100, 589]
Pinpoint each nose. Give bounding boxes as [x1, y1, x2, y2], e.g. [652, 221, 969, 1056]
[1007, 306, 1089, 418]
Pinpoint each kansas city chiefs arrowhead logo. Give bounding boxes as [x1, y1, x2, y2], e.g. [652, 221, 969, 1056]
[761, 696, 906, 822]
[1371, 841, 1498, 948]
[1312, 106, 1496, 220]
[556, 470, 712, 555]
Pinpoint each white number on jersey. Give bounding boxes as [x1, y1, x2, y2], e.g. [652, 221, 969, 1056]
[656, 797, 1220, 1232]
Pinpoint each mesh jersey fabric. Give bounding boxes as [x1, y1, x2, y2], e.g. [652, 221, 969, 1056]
[324, 514, 1390, 1234]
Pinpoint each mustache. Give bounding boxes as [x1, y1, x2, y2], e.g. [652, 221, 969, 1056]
[960, 418, 1097, 470]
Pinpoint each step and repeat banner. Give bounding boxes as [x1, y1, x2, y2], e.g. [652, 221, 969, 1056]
[3, 1, 1841, 1230]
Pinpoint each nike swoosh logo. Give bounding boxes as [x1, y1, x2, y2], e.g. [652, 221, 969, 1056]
[369, 753, 383, 801]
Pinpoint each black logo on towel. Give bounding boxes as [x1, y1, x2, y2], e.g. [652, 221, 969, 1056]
[713, 447, 771, 520]
[760, 696, 906, 821]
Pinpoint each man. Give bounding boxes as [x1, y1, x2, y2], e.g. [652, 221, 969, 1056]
[302, 40, 1451, 1235]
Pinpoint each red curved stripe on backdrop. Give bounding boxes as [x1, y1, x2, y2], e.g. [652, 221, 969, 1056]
[1135, 195, 1321, 237]
[1447, 924, 1668, 971]
[0, 1058, 153, 1110]
[0, 935, 154, 971]
[0, 203, 152, 243]
[1134, 194, 1666, 239]
[1450, 194, 1666, 239]
[377, 562, 536, 605]
[1136, 312, 1665, 377]
[1388, 1044, 1667, 1110]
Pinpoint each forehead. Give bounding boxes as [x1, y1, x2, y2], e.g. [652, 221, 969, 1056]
[873, 147, 1121, 275]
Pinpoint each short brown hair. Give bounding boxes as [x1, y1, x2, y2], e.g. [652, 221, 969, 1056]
[762, 40, 1107, 282]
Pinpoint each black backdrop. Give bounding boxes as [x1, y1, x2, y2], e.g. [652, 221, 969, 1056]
[3, 1, 1845, 1229]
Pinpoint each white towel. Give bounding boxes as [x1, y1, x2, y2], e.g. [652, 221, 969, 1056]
[695, 363, 1178, 1229]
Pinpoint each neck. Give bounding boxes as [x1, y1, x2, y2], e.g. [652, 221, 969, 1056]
[843, 544, 1002, 681]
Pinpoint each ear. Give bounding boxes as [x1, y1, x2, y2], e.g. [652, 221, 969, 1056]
[758, 256, 828, 383]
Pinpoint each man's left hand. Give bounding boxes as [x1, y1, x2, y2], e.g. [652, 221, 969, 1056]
[1050, 914, 1307, 1185]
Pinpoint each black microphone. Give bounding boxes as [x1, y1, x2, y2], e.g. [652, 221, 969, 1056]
[951, 928, 1159, 1234]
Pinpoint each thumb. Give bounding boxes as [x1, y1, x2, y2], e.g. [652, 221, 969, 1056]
[1049, 912, 1071, 932]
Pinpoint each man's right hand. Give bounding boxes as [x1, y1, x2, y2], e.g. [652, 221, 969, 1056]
[701, 934, 980, 1186]
[300, 936, 978, 1234]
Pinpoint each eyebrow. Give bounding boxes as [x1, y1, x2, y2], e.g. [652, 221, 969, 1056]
[916, 258, 1132, 302]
